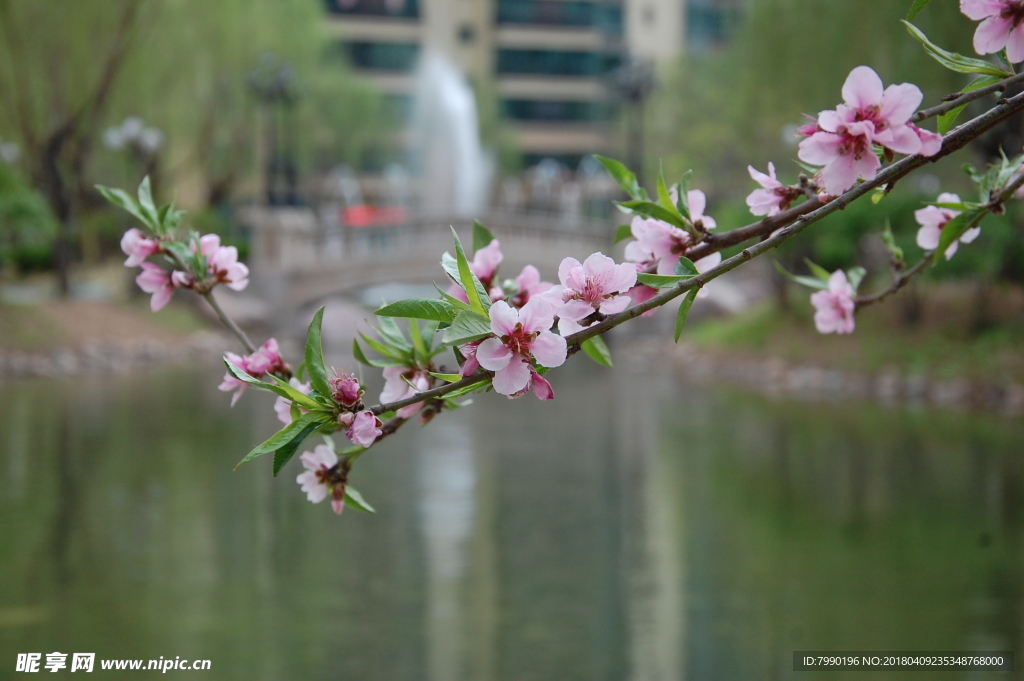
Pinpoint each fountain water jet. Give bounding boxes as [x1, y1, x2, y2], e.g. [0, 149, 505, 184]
[411, 51, 493, 218]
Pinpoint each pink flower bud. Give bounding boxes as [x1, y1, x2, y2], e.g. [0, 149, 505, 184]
[330, 369, 363, 407]
[345, 411, 382, 448]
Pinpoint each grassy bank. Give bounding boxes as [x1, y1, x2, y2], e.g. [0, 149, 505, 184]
[686, 284, 1024, 386]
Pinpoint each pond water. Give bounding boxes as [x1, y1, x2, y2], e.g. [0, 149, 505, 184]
[2, 346, 1024, 680]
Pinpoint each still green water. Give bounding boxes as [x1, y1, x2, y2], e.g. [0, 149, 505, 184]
[1, 353, 1023, 680]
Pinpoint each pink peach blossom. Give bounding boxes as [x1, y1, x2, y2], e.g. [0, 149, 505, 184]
[296, 444, 346, 514]
[380, 366, 430, 419]
[458, 340, 483, 377]
[508, 265, 556, 309]
[197, 234, 221, 257]
[799, 66, 933, 195]
[345, 410, 383, 447]
[475, 299, 567, 397]
[218, 338, 288, 406]
[135, 262, 174, 311]
[810, 271, 856, 334]
[171, 270, 195, 289]
[552, 253, 637, 334]
[275, 378, 311, 424]
[962, 0, 1024, 62]
[208, 245, 249, 291]
[914, 192, 978, 260]
[120, 228, 159, 267]
[746, 163, 800, 217]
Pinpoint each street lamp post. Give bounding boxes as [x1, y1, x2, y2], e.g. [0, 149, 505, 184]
[609, 57, 657, 190]
[248, 54, 300, 206]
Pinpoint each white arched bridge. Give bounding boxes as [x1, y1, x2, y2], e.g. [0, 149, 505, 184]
[241, 207, 615, 310]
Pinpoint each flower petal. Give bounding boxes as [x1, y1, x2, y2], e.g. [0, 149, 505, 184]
[492, 354, 531, 395]
[842, 66, 884, 110]
[529, 330, 567, 368]
[476, 337, 512, 371]
[488, 300, 519, 336]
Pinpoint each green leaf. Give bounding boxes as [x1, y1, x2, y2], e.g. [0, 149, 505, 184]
[433, 282, 473, 311]
[344, 486, 376, 514]
[472, 220, 495, 252]
[581, 336, 613, 368]
[845, 266, 867, 293]
[224, 358, 325, 406]
[376, 315, 411, 350]
[96, 184, 154, 230]
[272, 418, 322, 476]
[264, 373, 325, 410]
[804, 258, 832, 282]
[675, 169, 693, 220]
[407, 319, 429, 359]
[439, 378, 491, 399]
[934, 207, 987, 262]
[352, 338, 403, 368]
[441, 310, 493, 345]
[675, 257, 698, 277]
[903, 21, 1012, 77]
[674, 288, 699, 342]
[428, 371, 464, 382]
[358, 332, 408, 362]
[594, 155, 646, 200]
[773, 260, 829, 290]
[637, 273, 692, 288]
[305, 307, 332, 401]
[880, 219, 904, 263]
[617, 200, 687, 229]
[375, 298, 458, 323]
[656, 164, 682, 221]
[451, 227, 488, 315]
[614, 224, 634, 243]
[937, 75, 1002, 133]
[136, 177, 160, 231]
[235, 412, 326, 469]
[906, 0, 933, 21]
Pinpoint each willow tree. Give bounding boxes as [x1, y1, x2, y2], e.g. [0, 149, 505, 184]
[0, 0, 385, 292]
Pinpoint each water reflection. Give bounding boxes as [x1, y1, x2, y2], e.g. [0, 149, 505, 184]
[1, 352, 1024, 680]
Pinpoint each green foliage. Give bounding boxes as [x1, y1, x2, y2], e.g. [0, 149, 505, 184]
[581, 336, 613, 368]
[674, 289, 699, 342]
[902, 21, 1011, 77]
[0, 165, 56, 272]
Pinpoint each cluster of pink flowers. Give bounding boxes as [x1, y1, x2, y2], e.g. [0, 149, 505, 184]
[219, 338, 289, 405]
[797, 66, 941, 196]
[962, 0, 1024, 63]
[810, 271, 857, 335]
[622, 188, 721, 308]
[296, 444, 347, 515]
[449, 238, 556, 307]
[121, 229, 249, 311]
[914, 192, 979, 260]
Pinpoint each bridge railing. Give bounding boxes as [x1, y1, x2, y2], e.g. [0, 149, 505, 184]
[241, 206, 615, 276]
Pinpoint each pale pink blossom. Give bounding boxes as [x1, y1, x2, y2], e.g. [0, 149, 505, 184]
[799, 66, 933, 195]
[345, 410, 383, 447]
[914, 192, 978, 260]
[219, 338, 288, 406]
[627, 189, 716, 275]
[962, 0, 1024, 62]
[380, 366, 430, 419]
[135, 262, 174, 311]
[329, 369, 363, 407]
[296, 444, 346, 514]
[552, 253, 636, 334]
[909, 123, 943, 156]
[171, 270, 195, 289]
[671, 187, 717, 231]
[208, 245, 249, 291]
[197, 234, 221, 257]
[810, 271, 856, 334]
[120, 228, 159, 267]
[275, 379, 311, 424]
[746, 163, 800, 217]
[475, 299, 567, 397]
